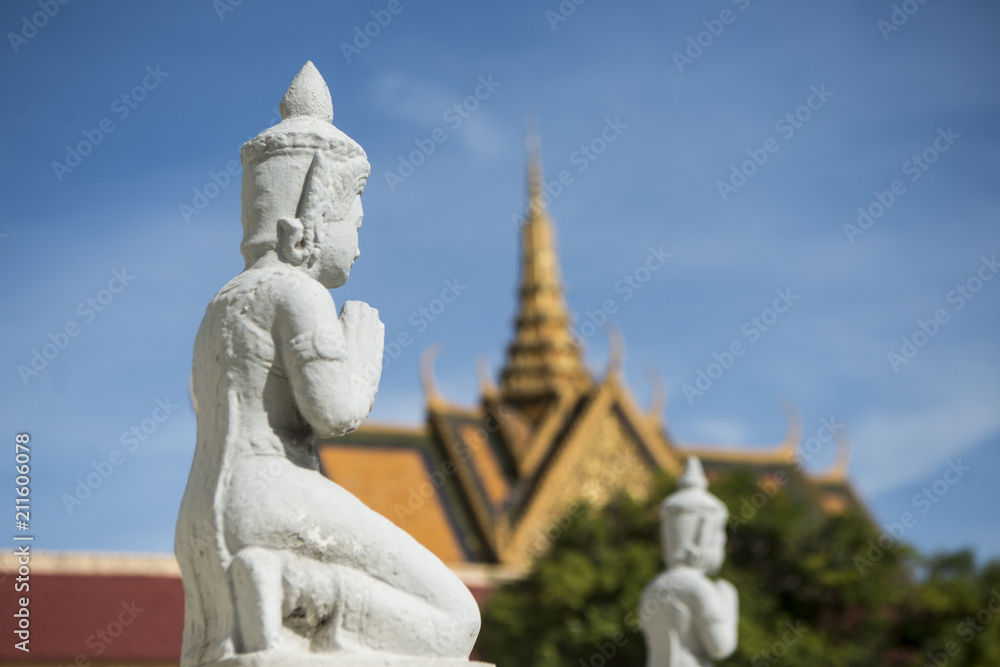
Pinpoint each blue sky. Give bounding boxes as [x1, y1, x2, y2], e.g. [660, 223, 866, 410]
[1, 0, 998, 562]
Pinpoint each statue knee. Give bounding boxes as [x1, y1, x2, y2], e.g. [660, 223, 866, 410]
[439, 583, 481, 656]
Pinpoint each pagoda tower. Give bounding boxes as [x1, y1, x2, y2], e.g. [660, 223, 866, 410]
[499, 133, 592, 422]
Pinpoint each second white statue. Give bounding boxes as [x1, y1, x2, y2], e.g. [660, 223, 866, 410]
[639, 457, 739, 667]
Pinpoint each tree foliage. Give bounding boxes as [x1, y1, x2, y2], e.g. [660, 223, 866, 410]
[477, 468, 1000, 667]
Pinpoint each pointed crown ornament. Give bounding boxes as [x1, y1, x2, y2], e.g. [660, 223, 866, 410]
[239, 61, 370, 266]
[659, 457, 729, 572]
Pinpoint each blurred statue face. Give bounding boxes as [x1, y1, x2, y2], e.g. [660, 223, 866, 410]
[664, 512, 727, 573]
[699, 517, 727, 575]
[316, 194, 363, 289]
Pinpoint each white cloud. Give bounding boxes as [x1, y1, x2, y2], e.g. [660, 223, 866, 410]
[851, 359, 1000, 496]
[364, 71, 455, 126]
[364, 70, 509, 163]
[458, 115, 508, 161]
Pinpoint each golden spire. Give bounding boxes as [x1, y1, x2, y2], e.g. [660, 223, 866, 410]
[499, 126, 591, 403]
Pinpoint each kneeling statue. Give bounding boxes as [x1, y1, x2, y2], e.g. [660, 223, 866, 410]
[175, 62, 484, 667]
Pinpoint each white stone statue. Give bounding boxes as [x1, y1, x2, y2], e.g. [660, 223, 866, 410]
[639, 457, 738, 667]
[175, 62, 484, 667]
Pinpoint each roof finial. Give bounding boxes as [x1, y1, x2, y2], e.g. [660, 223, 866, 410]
[420, 345, 443, 404]
[280, 61, 333, 123]
[779, 399, 803, 457]
[644, 366, 668, 422]
[525, 116, 545, 219]
[830, 429, 851, 480]
[476, 355, 498, 396]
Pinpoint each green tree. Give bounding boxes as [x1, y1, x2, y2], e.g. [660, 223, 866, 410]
[897, 551, 1000, 667]
[477, 467, 1000, 667]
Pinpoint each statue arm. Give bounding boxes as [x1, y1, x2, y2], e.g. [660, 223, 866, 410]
[691, 577, 738, 660]
[276, 279, 384, 438]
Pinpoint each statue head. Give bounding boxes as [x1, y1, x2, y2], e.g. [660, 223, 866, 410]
[239, 61, 371, 288]
[660, 457, 729, 574]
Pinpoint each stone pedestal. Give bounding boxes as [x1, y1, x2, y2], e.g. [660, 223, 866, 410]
[211, 657, 494, 667]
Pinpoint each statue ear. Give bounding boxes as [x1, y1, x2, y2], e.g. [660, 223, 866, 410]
[277, 217, 311, 266]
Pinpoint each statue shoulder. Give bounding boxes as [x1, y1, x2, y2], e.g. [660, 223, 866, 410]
[248, 269, 339, 345]
[241, 267, 335, 312]
[643, 568, 694, 602]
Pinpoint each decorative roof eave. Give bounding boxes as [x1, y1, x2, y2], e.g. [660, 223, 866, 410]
[807, 428, 851, 484]
[421, 344, 446, 410]
[477, 355, 500, 399]
[642, 366, 668, 423]
[419, 345, 485, 419]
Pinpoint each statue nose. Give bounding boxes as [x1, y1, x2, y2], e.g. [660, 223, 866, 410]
[354, 249, 361, 260]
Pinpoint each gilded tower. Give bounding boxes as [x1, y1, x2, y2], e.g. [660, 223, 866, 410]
[500, 134, 592, 412]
